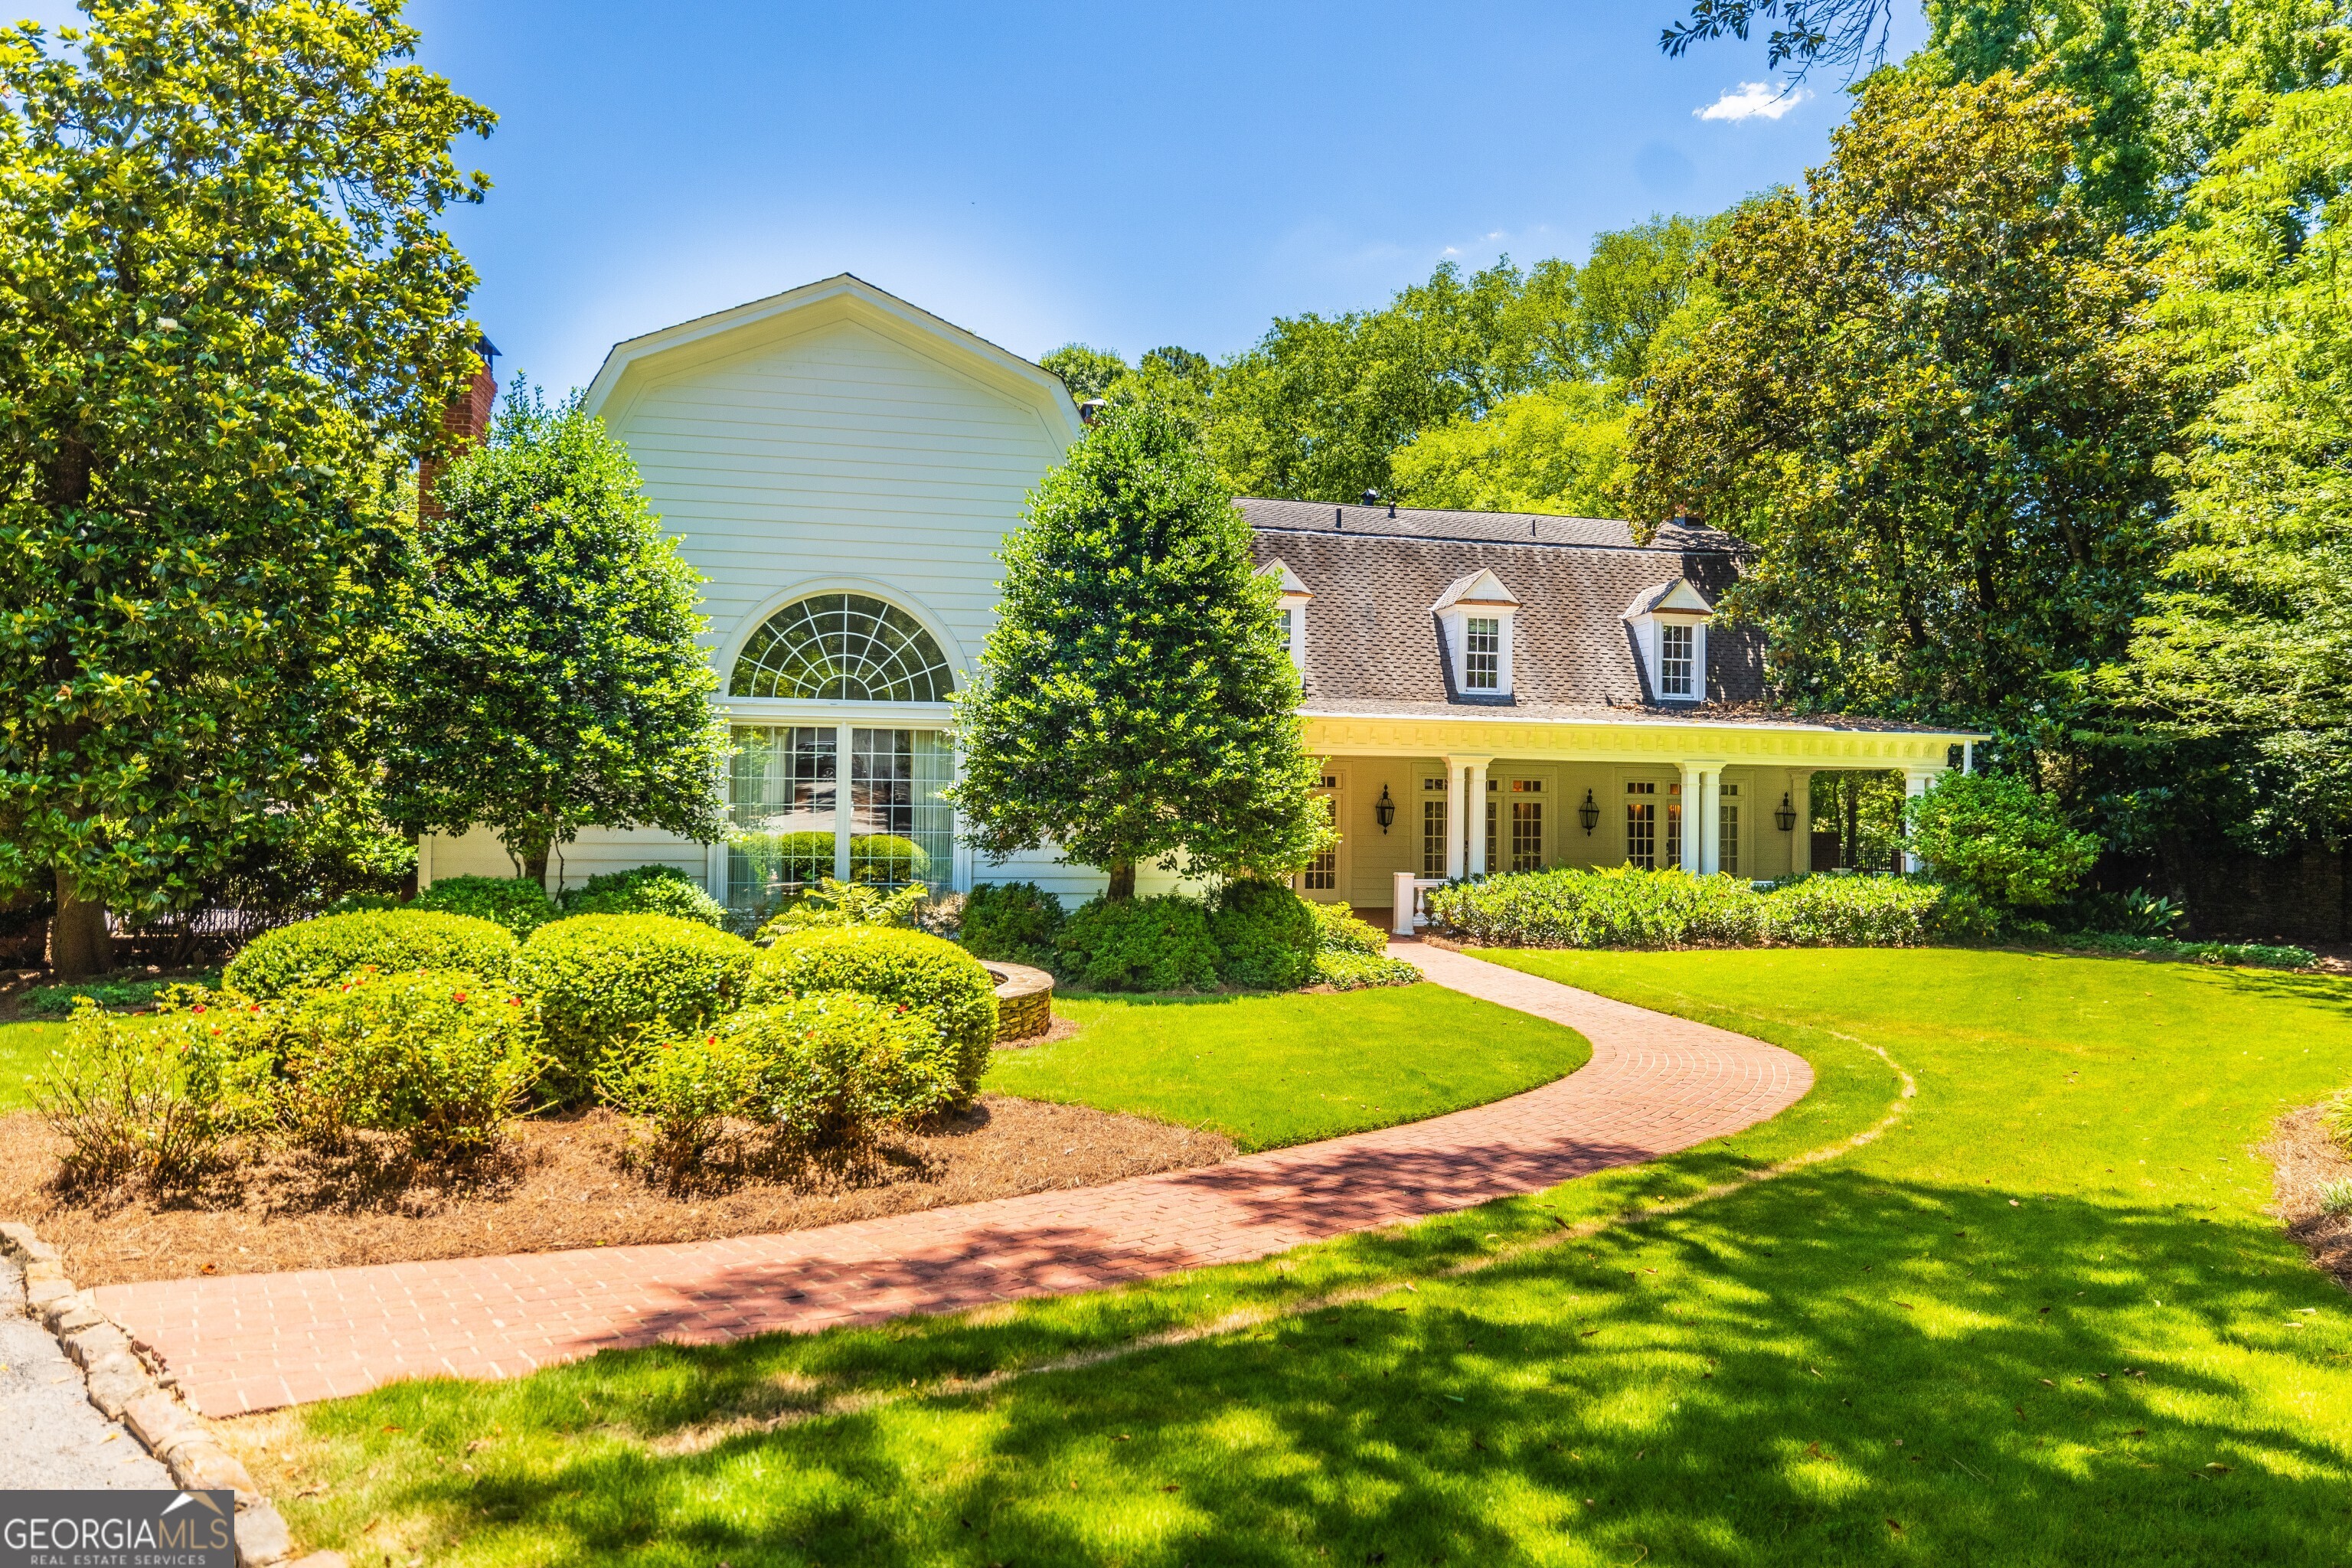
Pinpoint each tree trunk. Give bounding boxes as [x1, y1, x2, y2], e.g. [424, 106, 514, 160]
[521, 846, 550, 889]
[51, 867, 112, 981]
[1106, 861, 1135, 901]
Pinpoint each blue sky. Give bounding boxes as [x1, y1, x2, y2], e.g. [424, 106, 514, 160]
[26, 1, 1926, 393]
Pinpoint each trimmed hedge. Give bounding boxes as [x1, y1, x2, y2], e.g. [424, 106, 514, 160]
[279, 969, 543, 1155]
[1055, 894, 1220, 993]
[1315, 950, 1423, 990]
[558, 864, 727, 927]
[224, 910, 519, 1001]
[959, 880, 1066, 969]
[1207, 879, 1319, 990]
[1423, 867, 1984, 949]
[414, 874, 558, 936]
[2048, 931, 2317, 970]
[747, 927, 997, 1096]
[513, 914, 756, 1096]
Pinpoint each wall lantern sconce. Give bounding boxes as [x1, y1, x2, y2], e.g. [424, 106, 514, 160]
[1775, 792, 1798, 832]
[1375, 783, 1396, 834]
[1578, 789, 1600, 835]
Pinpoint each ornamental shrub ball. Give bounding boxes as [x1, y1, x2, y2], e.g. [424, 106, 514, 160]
[1904, 773, 2101, 910]
[1207, 878, 1319, 989]
[746, 927, 997, 1096]
[414, 874, 558, 935]
[279, 969, 543, 1157]
[957, 881, 1066, 968]
[1308, 900, 1390, 956]
[1055, 894, 1220, 992]
[558, 864, 727, 927]
[224, 910, 519, 1001]
[513, 913, 756, 1098]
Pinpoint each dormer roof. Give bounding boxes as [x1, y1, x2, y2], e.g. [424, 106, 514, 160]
[1625, 578, 1715, 619]
[1431, 568, 1521, 613]
[1258, 559, 1312, 599]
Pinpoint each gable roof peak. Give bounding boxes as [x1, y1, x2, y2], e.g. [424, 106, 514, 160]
[1625, 577, 1715, 619]
[1431, 567, 1521, 612]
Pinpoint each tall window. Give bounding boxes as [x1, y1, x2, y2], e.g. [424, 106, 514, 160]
[1719, 784, 1740, 875]
[1304, 774, 1339, 891]
[730, 594, 955, 701]
[1626, 781, 1657, 868]
[1659, 623, 1695, 697]
[1465, 617, 1500, 690]
[1485, 781, 1498, 872]
[728, 726, 837, 902]
[1421, 776, 1448, 877]
[1667, 802, 1683, 869]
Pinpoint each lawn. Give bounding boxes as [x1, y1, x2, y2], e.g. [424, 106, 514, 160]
[981, 984, 1593, 1149]
[228, 949, 2352, 1566]
[0, 1019, 66, 1112]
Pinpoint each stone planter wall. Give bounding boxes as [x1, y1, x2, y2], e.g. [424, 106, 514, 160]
[988, 962, 1054, 1041]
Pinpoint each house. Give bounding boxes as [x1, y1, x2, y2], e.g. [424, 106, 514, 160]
[416, 275, 1984, 913]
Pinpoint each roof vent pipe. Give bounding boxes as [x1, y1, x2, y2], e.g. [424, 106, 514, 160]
[1389, 499, 1397, 518]
[1361, 488, 1379, 507]
[1333, 505, 1343, 530]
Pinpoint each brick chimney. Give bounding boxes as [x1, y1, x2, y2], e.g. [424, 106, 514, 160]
[420, 335, 498, 520]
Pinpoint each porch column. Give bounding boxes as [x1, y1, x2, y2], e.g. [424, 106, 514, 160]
[1466, 759, 1491, 877]
[1441, 756, 1468, 880]
[834, 721, 854, 883]
[1678, 763, 1702, 871]
[1903, 767, 1941, 874]
[1697, 766, 1724, 874]
[1789, 771, 1813, 877]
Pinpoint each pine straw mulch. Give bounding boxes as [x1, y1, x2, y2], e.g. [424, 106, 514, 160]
[0, 1097, 1233, 1290]
[2263, 1102, 2352, 1292]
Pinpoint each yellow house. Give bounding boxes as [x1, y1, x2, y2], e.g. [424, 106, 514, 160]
[416, 275, 1981, 918]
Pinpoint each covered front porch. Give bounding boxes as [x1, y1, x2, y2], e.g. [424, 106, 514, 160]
[1293, 710, 1984, 911]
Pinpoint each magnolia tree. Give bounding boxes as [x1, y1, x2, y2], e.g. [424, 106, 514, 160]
[952, 403, 1329, 899]
[378, 387, 727, 885]
[0, 0, 492, 977]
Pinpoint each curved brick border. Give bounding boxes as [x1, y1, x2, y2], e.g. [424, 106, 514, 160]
[0, 1225, 341, 1567]
[987, 961, 1054, 1041]
[96, 942, 1810, 1415]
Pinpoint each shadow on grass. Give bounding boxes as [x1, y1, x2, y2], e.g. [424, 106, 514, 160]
[296, 1164, 2352, 1566]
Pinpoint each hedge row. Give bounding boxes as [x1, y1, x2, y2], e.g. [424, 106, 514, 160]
[1422, 867, 1990, 949]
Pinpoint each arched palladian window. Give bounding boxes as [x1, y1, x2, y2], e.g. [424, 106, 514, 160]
[730, 593, 954, 702]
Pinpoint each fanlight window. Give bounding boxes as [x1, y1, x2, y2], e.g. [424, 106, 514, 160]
[730, 594, 954, 702]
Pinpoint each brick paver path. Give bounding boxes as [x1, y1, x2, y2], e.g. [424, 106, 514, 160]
[96, 942, 1809, 1415]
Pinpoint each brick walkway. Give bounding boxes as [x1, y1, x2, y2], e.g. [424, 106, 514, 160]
[96, 942, 1810, 1415]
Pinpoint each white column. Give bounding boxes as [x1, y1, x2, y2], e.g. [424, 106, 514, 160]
[1697, 767, 1723, 874]
[1392, 871, 1419, 937]
[1679, 763, 1702, 871]
[1442, 760, 1466, 880]
[1903, 768, 1939, 874]
[1466, 760, 1491, 877]
[950, 745, 974, 894]
[834, 721, 854, 883]
[1789, 771, 1813, 877]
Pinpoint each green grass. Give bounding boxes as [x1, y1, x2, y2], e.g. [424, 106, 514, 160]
[0, 1019, 66, 1112]
[980, 984, 1592, 1149]
[238, 949, 2352, 1566]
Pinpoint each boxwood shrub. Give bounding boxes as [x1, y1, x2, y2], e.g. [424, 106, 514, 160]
[557, 864, 727, 927]
[1055, 894, 1220, 993]
[958, 880, 1066, 968]
[279, 969, 544, 1156]
[224, 910, 519, 1001]
[1314, 950, 1423, 989]
[513, 913, 756, 1096]
[1309, 900, 1390, 956]
[747, 926, 998, 1096]
[1207, 879, 1318, 990]
[414, 874, 558, 936]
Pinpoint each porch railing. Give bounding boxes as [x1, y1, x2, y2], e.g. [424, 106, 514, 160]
[1391, 872, 1445, 936]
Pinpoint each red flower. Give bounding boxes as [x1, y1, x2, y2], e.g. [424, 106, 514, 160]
[452, 991, 468, 1003]
[191, 1004, 207, 1014]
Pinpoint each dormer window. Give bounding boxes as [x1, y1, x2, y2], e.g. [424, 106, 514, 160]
[1465, 618, 1501, 690]
[1432, 568, 1520, 701]
[1659, 623, 1694, 697]
[1624, 578, 1714, 704]
[1258, 558, 1312, 677]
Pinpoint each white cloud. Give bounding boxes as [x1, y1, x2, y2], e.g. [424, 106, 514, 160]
[1696, 82, 1808, 122]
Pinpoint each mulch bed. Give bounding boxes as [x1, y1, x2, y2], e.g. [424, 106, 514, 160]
[2264, 1103, 2352, 1291]
[0, 1098, 1233, 1289]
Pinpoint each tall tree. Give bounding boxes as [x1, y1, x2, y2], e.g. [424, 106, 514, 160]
[1625, 70, 2182, 745]
[378, 386, 727, 884]
[0, 0, 490, 977]
[2109, 84, 2352, 851]
[1038, 344, 1128, 404]
[952, 403, 1328, 900]
[1389, 381, 1633, 517]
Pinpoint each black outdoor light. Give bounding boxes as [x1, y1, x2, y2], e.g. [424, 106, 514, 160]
[1775, 792, 1798, 832]
[1375, 783, 1396, 833]
[1578, 788, 1600, 835]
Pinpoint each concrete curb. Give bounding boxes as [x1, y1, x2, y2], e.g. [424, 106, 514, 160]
[0, 1221, 342, 1568]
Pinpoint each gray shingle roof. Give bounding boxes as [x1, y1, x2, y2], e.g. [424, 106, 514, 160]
[1243, 499, 1962, 735]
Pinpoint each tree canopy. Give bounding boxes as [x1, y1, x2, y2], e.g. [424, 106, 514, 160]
[0, 0, 491, 975]
[951, 403, 1328, 899]
[377, 386, 726, 884]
